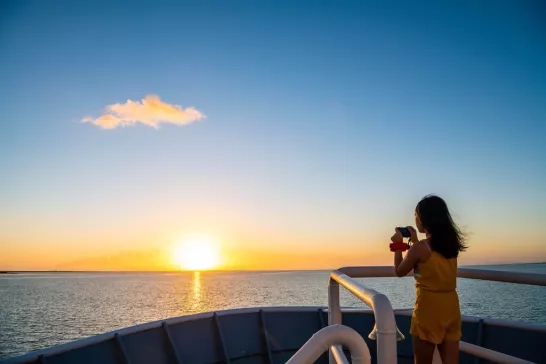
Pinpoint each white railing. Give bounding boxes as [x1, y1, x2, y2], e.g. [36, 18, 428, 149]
[327, 265, 546, 364]
[286, 324, 371, 364]
[328, 270, 398, 364]
[459, 341, 534, 364]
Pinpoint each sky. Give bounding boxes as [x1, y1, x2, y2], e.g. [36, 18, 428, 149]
[1, 0, 545, 271]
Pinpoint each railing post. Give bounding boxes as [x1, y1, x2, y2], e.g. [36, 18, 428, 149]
[328, 278, 341, 364]
[372, 294, 397, 364]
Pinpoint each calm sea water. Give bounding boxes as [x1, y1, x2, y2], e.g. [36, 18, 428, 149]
[1, 263, 545, 360]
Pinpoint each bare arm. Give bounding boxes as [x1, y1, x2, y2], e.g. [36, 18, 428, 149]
[394, 245, 420, 277]
[390, 228, 425, 277]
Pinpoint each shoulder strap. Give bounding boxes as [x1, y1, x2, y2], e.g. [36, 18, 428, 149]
[423, 241, 432, 253]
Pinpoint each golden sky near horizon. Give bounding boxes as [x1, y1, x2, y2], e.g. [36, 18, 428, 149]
[1, 228, 544, 271]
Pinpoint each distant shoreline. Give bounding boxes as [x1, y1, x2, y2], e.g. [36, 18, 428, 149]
[1, 261, 544, 274]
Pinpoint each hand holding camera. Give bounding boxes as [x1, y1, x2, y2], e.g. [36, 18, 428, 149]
[390, 226, 419, 252]
[396, 226, 419, 244]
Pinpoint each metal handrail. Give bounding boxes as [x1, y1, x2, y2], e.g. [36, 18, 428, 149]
[457, 267, 546, 286]
[330, 345, 350, 364]
[337, 265, 546, 286]
[328, 271, 397, 364]
[286, 324, 371, 364]
[329, 265, 546, 364]
[459, 341, 534, 364]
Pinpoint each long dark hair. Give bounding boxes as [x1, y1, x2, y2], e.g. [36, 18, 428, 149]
[416, 194, 467, 259]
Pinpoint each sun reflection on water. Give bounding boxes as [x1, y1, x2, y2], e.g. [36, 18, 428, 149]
[191, 271, 201, 310]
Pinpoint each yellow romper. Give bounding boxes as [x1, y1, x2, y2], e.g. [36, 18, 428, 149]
[410, 242, 462, 344]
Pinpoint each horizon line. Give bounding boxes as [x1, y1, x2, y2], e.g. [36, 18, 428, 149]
[2, 261, 545, 274]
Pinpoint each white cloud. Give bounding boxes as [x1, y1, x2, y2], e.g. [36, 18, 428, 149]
[82, 95, 205, 129]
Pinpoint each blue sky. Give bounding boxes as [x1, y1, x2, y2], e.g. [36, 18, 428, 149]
[1, 1, 545, 269]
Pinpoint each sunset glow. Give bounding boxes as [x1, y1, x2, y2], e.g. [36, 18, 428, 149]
[172, 238, 221, 271]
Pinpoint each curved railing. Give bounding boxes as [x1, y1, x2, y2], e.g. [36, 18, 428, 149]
[286, 324, 371, 364]
[328, 270, 398, 363]
[325, 265, 546, 364]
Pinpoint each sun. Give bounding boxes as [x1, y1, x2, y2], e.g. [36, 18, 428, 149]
[172, 237, 221, 271]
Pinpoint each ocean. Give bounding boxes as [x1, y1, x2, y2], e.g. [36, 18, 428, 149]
[0, 263, 545, 360]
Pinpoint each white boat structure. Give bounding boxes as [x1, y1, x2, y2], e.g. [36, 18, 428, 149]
[2, 266, 545, 363]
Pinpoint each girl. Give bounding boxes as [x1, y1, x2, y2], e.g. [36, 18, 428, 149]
[390, 195, 467, 364]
